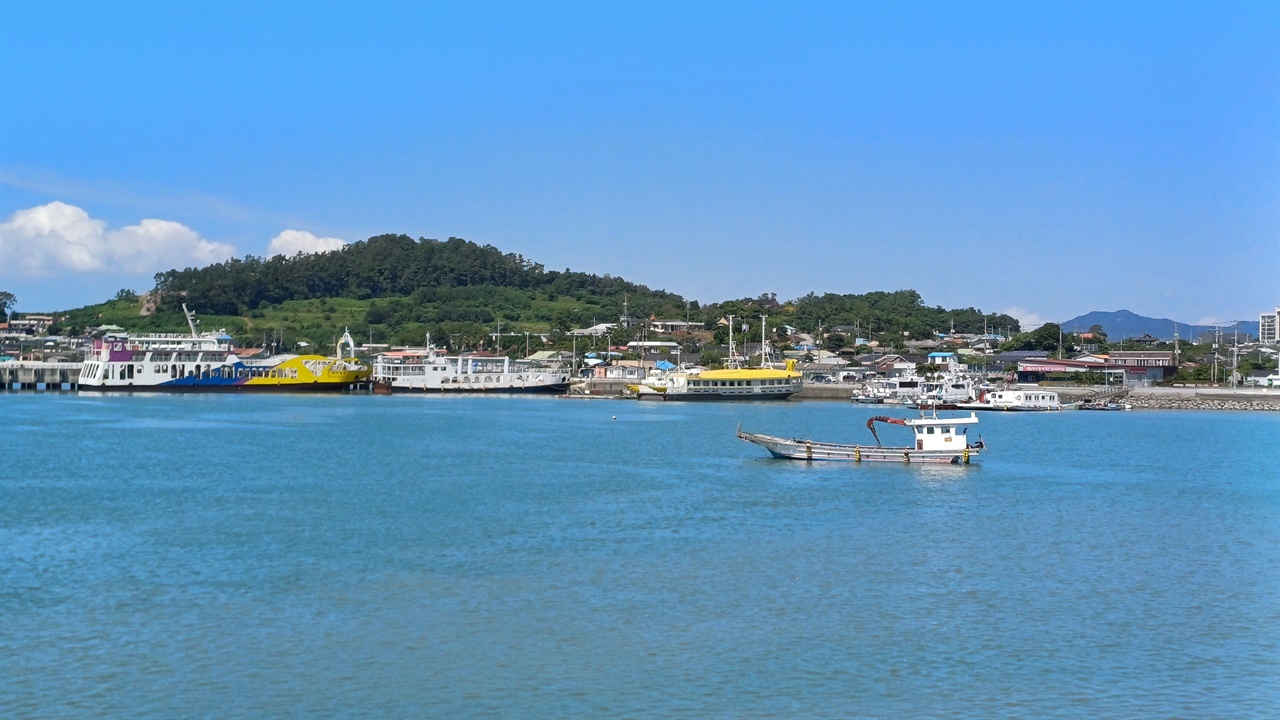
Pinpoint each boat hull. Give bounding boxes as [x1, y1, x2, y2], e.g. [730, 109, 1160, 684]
[372, 380, 569, 394]
[737, 430, 981, 464]
[655, 390, 798, 401]
[79, 381, 365, 393]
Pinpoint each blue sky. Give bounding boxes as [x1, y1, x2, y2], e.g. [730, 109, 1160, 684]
[1, 1, 1276, 329]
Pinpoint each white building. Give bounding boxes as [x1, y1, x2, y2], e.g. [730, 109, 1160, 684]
[569, 323, 616, 337]
[1260, 307, 1279, 345]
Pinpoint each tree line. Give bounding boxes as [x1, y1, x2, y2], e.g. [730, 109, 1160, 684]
[41, 234, 1022, 351]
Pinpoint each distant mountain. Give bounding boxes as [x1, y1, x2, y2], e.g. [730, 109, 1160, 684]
[1059, 309, 1260, 341]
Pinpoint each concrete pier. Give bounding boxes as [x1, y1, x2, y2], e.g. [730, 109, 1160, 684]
[1, 362, 83, 391]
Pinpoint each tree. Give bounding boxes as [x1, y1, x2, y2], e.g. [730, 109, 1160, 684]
[0, 291, 15, 317]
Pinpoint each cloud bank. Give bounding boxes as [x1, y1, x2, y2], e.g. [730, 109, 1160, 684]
[1003, 307, 1047, 332]
[267, 229, 347, 258]
[0, 201, 236, 276]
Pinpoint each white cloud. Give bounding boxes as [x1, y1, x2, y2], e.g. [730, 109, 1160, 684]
[0, 201, 235, 277]
[1003, 307, 1047, 332]
[267, 229, 347, 258]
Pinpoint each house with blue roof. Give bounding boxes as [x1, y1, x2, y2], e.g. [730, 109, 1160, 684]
[926, 351, 961, 372]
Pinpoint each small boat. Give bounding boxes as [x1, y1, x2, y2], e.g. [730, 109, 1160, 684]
[1079, 401, 1131, 411]
[956, 388, 1062, 411]
[737, 411, 985, 465]
[907, 375, 978, 409]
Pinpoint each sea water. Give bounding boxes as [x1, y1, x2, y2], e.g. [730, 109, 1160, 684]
[2, 393, 1277, 718]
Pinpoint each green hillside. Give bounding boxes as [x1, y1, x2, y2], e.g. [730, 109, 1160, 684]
[44, 234, 1021, 354]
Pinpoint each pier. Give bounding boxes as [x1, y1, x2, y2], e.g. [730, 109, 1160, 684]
[1, 362, 83, 391]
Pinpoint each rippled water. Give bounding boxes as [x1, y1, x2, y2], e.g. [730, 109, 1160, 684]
[2, 393, 1277, 718]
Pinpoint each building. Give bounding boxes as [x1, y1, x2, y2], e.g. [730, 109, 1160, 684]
[926, 351, 962, 372]
[569, 323, 615, 337]
[1106, 351, 1176, 369]
[648, 319, 705, 334]
[1260, 307, 1279, 345]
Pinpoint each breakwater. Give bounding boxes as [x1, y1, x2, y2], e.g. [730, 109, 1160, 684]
[1122, 388, 1280, 412]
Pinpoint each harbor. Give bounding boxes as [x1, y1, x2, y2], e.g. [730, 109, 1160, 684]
[4, 392, 1276, 719]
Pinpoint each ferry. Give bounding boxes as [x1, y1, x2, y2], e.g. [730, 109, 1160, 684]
[370, 341, 571, 394]
[629, 315, 803, 401]
[78, 305, 370, 392]
[629, 360, 803, 401]
[738, 410, 985, 464]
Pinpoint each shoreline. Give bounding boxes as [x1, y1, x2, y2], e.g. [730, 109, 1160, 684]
[795, 384, 1280, 411]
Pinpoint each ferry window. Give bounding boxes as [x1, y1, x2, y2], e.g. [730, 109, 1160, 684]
[927, 427, 935, 434]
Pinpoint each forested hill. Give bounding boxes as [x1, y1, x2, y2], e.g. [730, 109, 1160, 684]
[153, 234, 686, 319]
[82, 233, 1022, 349]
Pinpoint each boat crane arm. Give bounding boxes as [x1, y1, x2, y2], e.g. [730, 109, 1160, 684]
[866, 416, 907, 446]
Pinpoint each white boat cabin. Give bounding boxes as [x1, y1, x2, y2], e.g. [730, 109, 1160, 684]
[903, 413, 980, 452]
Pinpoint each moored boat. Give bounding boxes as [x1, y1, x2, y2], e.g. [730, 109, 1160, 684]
[628, 360, 803, 401]
[956, 388, 1062, 411]
[738, 410, 985, 464]
[370, 340, 570, 394]
[78, 305, 370, 392]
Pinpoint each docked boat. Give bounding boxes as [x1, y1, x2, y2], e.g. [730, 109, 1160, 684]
[628, 360, 802, 401]
[909, 375, 978, 409]
[371, 341, 570, 394]
[737, 411, 984, 464]
[956, 388, 1062, 411]
[1080, 400, 1131, 411]
[850, 376, 921, 404]
[78, 305, 370, 392]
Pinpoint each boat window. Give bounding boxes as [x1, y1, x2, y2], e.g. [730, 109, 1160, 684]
[927, 427, 935, 434]
[942, 427, 950, 434]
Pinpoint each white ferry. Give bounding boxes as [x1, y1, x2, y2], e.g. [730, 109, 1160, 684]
[371, 344, 570, 394]
[738, 410, 985, 464]
[79, 305, 370, 392]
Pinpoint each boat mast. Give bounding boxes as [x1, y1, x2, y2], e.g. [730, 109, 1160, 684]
[727, 314, 735, 368]
[760, 314, 768, 367]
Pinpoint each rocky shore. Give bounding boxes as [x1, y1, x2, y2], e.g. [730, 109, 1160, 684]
[1045, 387, 1280, 411]
[1117, 387, 1280, 412]
[795, 384, 1280, 411]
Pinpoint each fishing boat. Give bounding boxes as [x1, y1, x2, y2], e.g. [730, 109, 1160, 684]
[737, 410, 984, 464]
[78, 305, 370, 392]
[370, 338, 570, 394]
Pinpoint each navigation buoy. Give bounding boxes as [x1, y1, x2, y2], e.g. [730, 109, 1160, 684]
[611, 415, 617, 421]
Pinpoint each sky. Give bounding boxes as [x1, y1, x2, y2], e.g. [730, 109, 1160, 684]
[1, 1, 1277, 329]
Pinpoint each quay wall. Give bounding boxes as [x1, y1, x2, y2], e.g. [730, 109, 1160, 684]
[1, 362, 82, 390]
